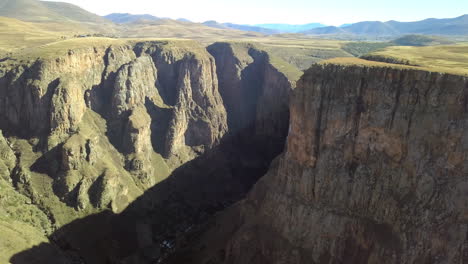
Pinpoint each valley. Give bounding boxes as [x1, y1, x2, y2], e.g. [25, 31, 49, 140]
[0, 0, 468, 263]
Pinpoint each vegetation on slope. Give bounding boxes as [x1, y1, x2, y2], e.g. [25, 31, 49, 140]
[0, 0, 108, 23]
[342, 41, 394, 56]
[362, 44, 468, 75]
[0, 17, 62, 52]
[391, 34, 455, 46]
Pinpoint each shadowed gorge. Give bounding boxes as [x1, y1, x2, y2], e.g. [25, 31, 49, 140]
[1, 0, 468, 262]
[0, 39, 297, 263]
[176, 61, 468, 264]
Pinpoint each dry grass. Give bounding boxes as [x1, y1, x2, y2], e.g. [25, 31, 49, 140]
[254, 37, 352, 70]
[0, 17, 63, 51]
[365, 44, 468, 76]
[0, 17, 352, 71]
[322, 56, 468, 76]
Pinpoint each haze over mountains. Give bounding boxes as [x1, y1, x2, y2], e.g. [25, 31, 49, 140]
[304, 14, 468, 36]
[0, 0, 467, 39]
[103, 11, 468, 37]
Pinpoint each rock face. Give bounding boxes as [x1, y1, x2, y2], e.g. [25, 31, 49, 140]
[0, 40, 229, 215]
[195, 63, 468, 264]
[208, 42, 295, 160]
[0, 40, 298, 263]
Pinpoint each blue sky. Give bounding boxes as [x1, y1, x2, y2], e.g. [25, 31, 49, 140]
[44, 0, 467, 26]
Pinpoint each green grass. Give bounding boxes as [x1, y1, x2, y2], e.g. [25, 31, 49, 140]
[342, 41, 394, 57]
[363, 44, 468, 76]
[255, 37, 352, 70]
[41, 1, 111, 24]
[268, 55, 303, 81]
[0, 218, 50, 263]
[0, 17, 63, 52]
[391, 34, 455, 46]
[0, 0, 65, 22]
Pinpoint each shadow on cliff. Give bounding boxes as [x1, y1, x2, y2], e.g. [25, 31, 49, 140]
[9, 123, 286, 264]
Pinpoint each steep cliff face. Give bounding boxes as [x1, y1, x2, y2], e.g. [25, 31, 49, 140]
[208, 42, 296, 160]
[0, 40, 228, 224]
[0, 39, 299, 263]
[190, 61, 468, 264]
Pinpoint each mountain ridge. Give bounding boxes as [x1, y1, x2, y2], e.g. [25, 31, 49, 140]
[0, 0, 109, 23]
[304, 14, 468, 36]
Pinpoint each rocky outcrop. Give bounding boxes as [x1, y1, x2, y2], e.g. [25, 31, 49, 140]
[208, 42, 297, 159]
[0, 40, 299, 263]
[0, 130, 15, 181]
[152, 43, 227, 165]
[0, 40, 228, 216]
[190, 62, 468, 264]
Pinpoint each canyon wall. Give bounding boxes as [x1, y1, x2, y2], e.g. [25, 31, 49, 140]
[0, 40, 297, 263]
[188, 61, 468, 264]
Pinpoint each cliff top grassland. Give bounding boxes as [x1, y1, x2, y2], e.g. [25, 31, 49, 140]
[0, 37, 212, 71]
[0, 17, 63, 52]
[363, 44, 468, 75]
[322, 57, 468, 76]
[257, 37, 353, 70]
[210, 41, 303, 80]
[0, 14, 357, 72]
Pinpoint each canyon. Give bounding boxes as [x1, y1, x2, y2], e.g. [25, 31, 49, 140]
[0, 39, 296, 263]
[0, 31, 467, 264]
[175, 59, 468, 264]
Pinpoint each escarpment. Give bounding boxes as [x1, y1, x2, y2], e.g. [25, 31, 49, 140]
[208, 42, 296, 161]
[0, 40, 297, 263]
[0, 40, 229, 212]
[190, 62, 468, 264]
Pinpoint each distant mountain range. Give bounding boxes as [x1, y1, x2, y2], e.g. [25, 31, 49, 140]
[201, 22, 327, 34]
[304, 15, 468, 36]
[253, 23, 327, 33]
[104, 14, 326, 34]
[201, 21, 278, 34]
[104, 13, 468, 37]
[2, 1, 466, 38]
[104, 13, 161, 24]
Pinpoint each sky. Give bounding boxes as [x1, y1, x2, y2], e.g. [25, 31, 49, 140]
[44, 0, 468, 26]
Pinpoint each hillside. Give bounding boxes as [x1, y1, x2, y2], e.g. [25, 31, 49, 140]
[304, 14, 468, 37]
[303, 26, 347, 35]
[254, 23, 327, 33]
[0, 16, 62, 52]
[0, 0, 116, 34]
[387, 14, 468, 35]
[342, 21, 400, 36]
[362, 44, 468, 76]
[0, 0, 108, 23]
[117, 20, 267, 41]
[392, 34, 456, 46]
[202, 21, 278, 34]
[104, 13, 161, 24]
[0, 0, 64, 21]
